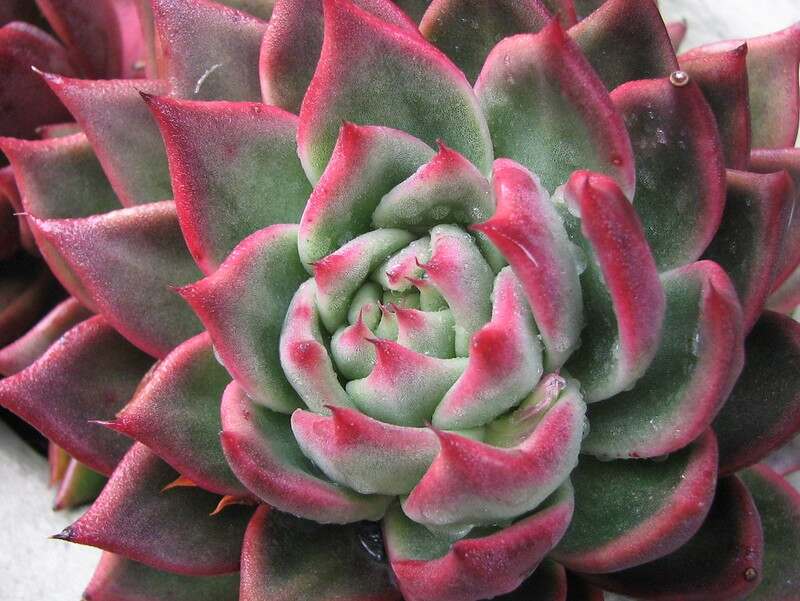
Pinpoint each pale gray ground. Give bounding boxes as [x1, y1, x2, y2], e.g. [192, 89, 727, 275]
[2, 1, 799, 599]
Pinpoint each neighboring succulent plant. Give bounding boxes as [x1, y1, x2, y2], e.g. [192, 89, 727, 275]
[1, 0, 800, 599]
[0, 0, 151, 502]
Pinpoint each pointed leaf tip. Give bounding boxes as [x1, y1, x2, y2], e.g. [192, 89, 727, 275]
[475, 20, 635, 195]
[297, 0, 491, 182]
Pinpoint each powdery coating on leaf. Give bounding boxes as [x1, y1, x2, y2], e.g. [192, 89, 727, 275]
[432, 267, 543, 430]
[5, 1, 800, 599]
[291, 404, 440, 496]
[0, 316, 151, 475]
[679, 43, 751, 170]
[713, 311, 800, 475]
[36, 0, 146, 79]
[474, 159, 583, 369]
[240, 505, 401, 601]
[145, 95, 312, 274]
[562, 171, 665, 402]
[62, 442, 253, 576]
[385, 484, 574, 601]
[42, 75, 173, 206]
[749, 148, 800, 292]
[475, 20, 636, 196]
[419, 0, 552, 83]
[113, 332, 246, 497]
[584, 474, 764, 601]
[583, 260, 744, 460]
[152, 0, 267, 102]
[703, 169, 795, 332]
[610, 76, 726, 272]
[297, 0, 492, 182]
[0, 296, 91, 375]
[84, 552, 240, 601]
[553, 430, 719, 573]
[568, 0, 678, 92]
[260, 0, 418, 113]
[219, 381, 392, 523]
[33, 202, 204, 358]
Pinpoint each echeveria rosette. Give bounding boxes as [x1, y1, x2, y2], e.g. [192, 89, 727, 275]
[1, 0, 800, 599]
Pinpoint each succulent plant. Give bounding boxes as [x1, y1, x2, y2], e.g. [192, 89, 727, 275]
[0, 0, 151, 502]
[1, 0, 800, 599]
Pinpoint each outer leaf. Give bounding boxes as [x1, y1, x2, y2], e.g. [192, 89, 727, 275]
[43, 74, 172, 205]
[53, 458, 107, 510]
[552, 430, 718, 573]
[297, 0, 492, 182]
[240, 505, 401, 601]
[750, 148, 800, 291]
[741, 466, 800, 601]
[298, 123, 433, 268]
[679, 43, 751, 170]
[474, 159, 582, 369]
[113, 333, 246, 497]
[384, 484, 574, 601]
[259, 0, 418, 113]
[0, 134, 119, 220]
[48, 442, 70, 487]
[611, 77, 726, 271]
[0, 316, 152, 475]
[59, 443, 252, 576]
[0, 133, 120, 309]
[180, 224, 308, 412]
[0, 297, 91, 375]
[703, 170, 794, 331]
[84, 553, 240, 601]
[666, 20, 687, 51]
[419, 0, 551, 83]
[220, 381, 392, 523]
[568, 0, 678, 92]
[0, 22, 72, 140]
[33, 202, 204, 358]
[146, 95, 312, 273]
[152, 0, 267, 101]
[475, 21, 635, 195]
[745, 24, 800, 149]
[583, 261, 743, 459]
[35, 0, 145, 78]
[585, 475, 764, 601]
[561, 171, 665, 402]
[713, 311, 800, 475]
